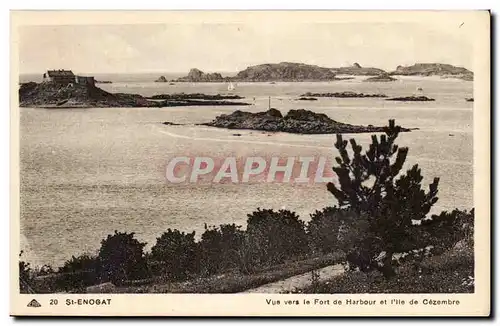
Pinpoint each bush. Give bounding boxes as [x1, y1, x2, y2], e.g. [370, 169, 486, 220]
[59, 254, 99, 274]
[246, 208, 308, 266]
[420, 208, 474, 251]
[199, 224, 245, 275]
[150, 229, 198, 280]
[307, 207, 365, 254]
[39, 254, 101, 292]
[19, 251, 35, 293]
[98, 231, 150, 285]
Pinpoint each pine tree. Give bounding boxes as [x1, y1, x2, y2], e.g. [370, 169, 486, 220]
[326, 119, 440, 277]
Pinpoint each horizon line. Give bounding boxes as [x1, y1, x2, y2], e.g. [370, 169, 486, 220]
[18, 60, 473, 76]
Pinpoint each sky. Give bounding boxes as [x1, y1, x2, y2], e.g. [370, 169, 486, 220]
[18, 20, 474, 75]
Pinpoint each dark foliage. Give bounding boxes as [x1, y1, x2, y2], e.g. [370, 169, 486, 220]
[59, 254, 99, 274]
[246, 208, 309, 266]
[199, 224, 245, 275]
[150, 229, 198, 280]
[307, 207, 362, 253]
[98, 231, 149, 285]
[19, 251, 35, 293]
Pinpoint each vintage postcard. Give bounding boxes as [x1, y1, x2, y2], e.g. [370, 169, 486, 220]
[10, 10, 490, 317]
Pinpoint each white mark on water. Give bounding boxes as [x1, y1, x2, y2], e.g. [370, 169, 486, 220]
[154, 125, 472, 166]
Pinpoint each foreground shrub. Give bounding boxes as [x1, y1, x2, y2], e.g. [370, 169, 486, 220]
[307, 207, 366, 254]
[98, 231, 150, 285]
[199, 224, 245, 275]
[246, 208, 308, 266]
[59, 254, 99, 274]
[150, 229, 198, 280]
[419, 208, 474, 252]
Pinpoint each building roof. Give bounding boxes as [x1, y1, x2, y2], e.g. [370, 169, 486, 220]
[46, 70, 75, 77]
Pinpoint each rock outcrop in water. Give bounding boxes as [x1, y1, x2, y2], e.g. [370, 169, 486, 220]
[18, 82, 250, 108]
[297, 97, 318, 101]
[331, 63, 387, 76]
[155, 76, 168, 82]
[301, 91, 388, 98]
[363, 73, 397, 82]
[201, 108, 412, 134]
[231, 62, 340, 82]
[390, 63, 473, 81]
[149, 93, 244, 100]
[386, 96, 435, 102]
[175, 68, 225, 82]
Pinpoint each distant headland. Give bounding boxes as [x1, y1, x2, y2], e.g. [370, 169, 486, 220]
[165, 62, 473, 83]
[389, 63, 473, 81]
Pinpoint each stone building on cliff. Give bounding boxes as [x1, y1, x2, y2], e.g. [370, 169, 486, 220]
[43, 69, 95, 87]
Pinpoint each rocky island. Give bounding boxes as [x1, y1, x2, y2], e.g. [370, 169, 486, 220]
[363, 73, 397, 82]
[230, 62, 340, 82]
[386, 95, 435, 102]
[200, 108, 412, 134]
[331, 63, 386, 76]
[301, 91, 388, 98]
[174, 68, 226, 82]
[390, 63, 473, 81]
[155, 76, 168, 82]
[19, 82, 250, 108]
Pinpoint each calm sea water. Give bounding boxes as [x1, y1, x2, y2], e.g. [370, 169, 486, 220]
[19, 75, 473, 267]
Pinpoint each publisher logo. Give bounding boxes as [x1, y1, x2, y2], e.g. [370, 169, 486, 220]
[27, 299, 41, 308]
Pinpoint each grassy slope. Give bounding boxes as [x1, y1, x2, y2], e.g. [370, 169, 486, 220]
[289, 247, 474, 294]
[112, 252, 344, 293]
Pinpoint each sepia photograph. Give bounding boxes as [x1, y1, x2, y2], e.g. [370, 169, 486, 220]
[9, 10, 490, 316]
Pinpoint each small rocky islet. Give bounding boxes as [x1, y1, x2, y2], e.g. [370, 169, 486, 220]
[149, 93, 245, 100]
[300, 91, 388, 98]
[363, 74, 397, 82]
[198, 108, 413, 135]
[386, 96, 436, 102]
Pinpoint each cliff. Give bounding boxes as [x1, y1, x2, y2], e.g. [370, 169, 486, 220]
[201, 108, 412, 134]
[175, 68, 225, 82]
[19, 82, 154, 108]
[331, 63, 386, 76]
[231, 62, 339, 82]
[390, 63, 473, 80]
